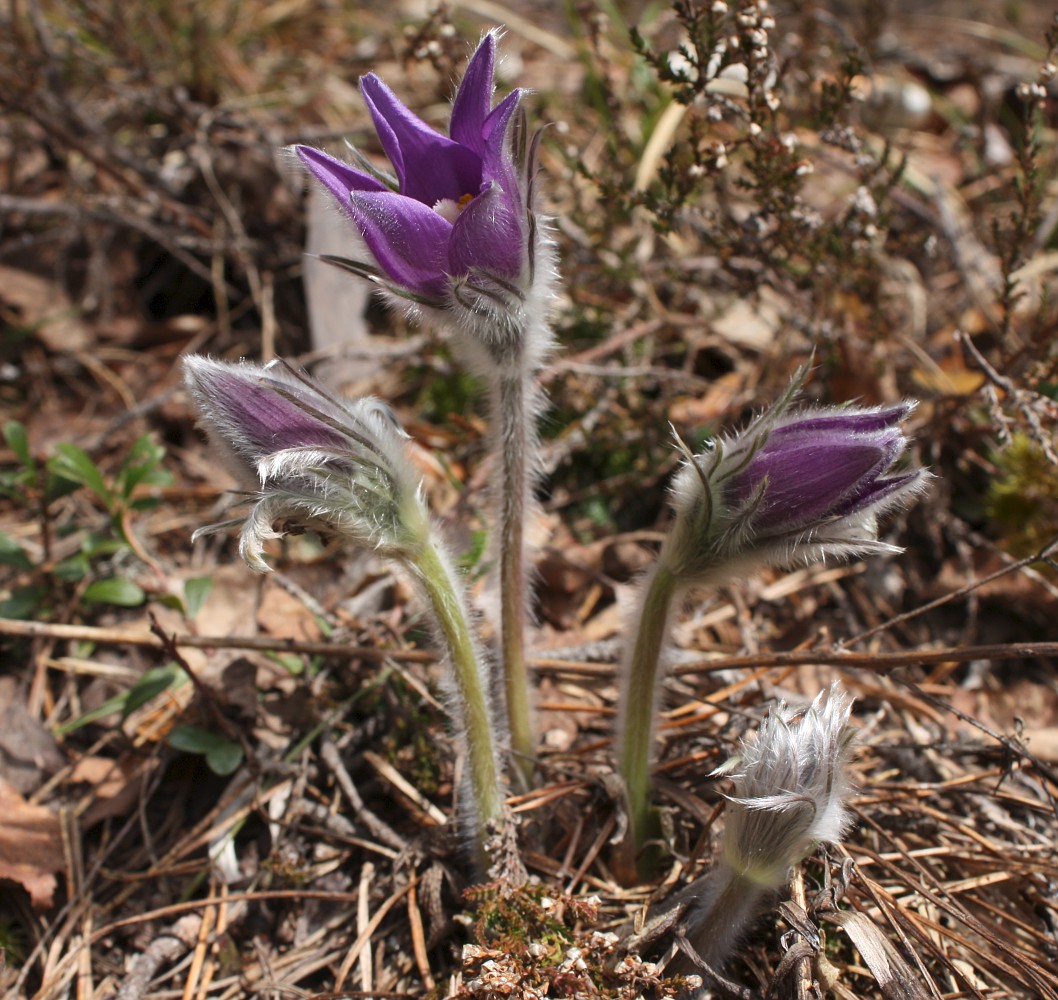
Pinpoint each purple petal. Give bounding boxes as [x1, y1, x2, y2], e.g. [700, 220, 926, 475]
[448, 180, 526, 282]
[295, 146, 388, 209]
[832, 469, 923, 517]
[735, 442, 889, 529]
[347, 190, 452, 297]
[771, 403, 914, 441]
[483, 88, 523, 144]
[450, 33, 497, 153]
[360, 74, 482, 205]
[480, 90, 525, 208]
[184, 358, 347, 463]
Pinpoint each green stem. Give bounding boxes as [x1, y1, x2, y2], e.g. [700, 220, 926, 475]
[410, 539, 504, 839]
[495, 373, 536, 789]
[618, 561, 682, 854]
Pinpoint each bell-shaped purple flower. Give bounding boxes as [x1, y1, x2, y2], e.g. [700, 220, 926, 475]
[184, 356, 428, 570]
[294, 32, 533, 315]
[666, 392, 929, 582]
[617, 380, 928, 866]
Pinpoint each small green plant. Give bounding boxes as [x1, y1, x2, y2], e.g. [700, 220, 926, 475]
[986, 434, 1058, 559]
[457, 882, 701, 997]
[0, 421, 173, 619]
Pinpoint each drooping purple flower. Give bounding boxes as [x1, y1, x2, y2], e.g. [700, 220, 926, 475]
[665, 385, 929, 581]
[294, 32, 533, 314]
[184, 356, 428, 569]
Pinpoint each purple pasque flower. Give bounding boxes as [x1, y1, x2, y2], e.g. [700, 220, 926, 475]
[664, 383, 929, 582]
[294, 32, 535, 320]
[184, 356, 428, 570]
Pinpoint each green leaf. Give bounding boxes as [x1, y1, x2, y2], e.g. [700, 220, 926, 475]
[119, 436, 171, 495]
[167, 725, 244, 776]
[56, 663, 185, 734]
[124, 664, 184, 715]
[0, 532, 32, 570]
[183, 577, 213, 619]
[48, 444, 112, 506]
[3, 421, 33, 470]
[53, 553, 90, 581]
[83, 577, 146, 607]
[0, 585, 45, 619]
[81, 535, 129, 559]
[43, 471, 83, 504]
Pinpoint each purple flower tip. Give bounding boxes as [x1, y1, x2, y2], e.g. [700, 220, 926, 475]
[667, 395, 929, 579]
[295, 32, 530, 305]
[184, 356, 347, 472]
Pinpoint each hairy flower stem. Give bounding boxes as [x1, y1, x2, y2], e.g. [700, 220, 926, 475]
[409, 537, 505, 858]
[677, 863, 769, 979]
[494, 371, 537, 790]
[618, 561, 681, 857]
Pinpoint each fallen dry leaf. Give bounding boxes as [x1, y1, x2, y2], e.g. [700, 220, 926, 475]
[0, 676, 64, 794]
[0, 780, 63, 909]
[68, 753, 158, 829]
[0, 264, 91, 352]
[257, 579, 324, 641]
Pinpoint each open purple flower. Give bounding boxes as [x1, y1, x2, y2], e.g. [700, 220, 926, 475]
[295, 32, 533, 312]
[184, 356, 428, 570]
[666, 394, 929, 581]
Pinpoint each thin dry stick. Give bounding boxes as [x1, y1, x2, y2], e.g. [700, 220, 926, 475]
[333, 879, 417, 992]
[0, 616, 434, 663]
[113, 914, 203, 1000]
[4, 616, 1057, 677]
[319, 738, 407, 852]
[406, 881, 435, 991]
[180, 900, 215, 1000]
[356, 862, 375, 994]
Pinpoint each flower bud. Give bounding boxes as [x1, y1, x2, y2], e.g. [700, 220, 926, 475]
[665, 388, 929, 584]
[716, 684, 856, 887]
[184, 356, 428, 570]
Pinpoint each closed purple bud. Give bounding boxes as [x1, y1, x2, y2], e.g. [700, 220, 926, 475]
[666, 390, 930, 581]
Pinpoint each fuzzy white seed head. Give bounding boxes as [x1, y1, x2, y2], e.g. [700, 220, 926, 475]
[717, 684, 857, 888]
